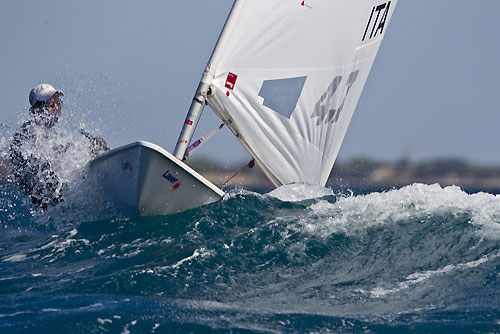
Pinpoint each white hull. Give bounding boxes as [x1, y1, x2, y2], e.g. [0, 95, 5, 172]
[87, 141, 224, 216]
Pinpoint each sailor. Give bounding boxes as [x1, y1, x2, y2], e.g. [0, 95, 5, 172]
[10, 84, 109, 208]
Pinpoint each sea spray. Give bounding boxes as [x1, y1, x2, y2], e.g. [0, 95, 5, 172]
[1, 107, 117, 228]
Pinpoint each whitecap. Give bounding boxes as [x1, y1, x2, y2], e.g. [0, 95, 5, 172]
[222, 188, 263, 201]
[267, 183, 334, 202]
[296, 183, 500, 238]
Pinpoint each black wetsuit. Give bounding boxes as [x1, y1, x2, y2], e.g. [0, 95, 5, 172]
[10, 119, 62, 208]
[10, 119, 108, 208]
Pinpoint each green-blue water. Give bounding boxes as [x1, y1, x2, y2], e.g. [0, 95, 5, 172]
[1, 181, 499, 333]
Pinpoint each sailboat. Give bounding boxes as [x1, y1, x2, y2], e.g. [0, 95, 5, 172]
[88, 0, 398, 216]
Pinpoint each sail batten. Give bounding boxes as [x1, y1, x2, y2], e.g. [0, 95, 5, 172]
[206, 0, 397, 186]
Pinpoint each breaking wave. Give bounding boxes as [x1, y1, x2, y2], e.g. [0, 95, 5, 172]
[0, 182, 499, 333]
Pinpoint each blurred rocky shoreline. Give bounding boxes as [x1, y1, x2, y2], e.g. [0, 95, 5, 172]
[188, 158, 500, 194]
[326, 158, 500, 194]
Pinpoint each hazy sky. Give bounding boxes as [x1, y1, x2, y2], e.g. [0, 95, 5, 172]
[1, 1, 499, 164]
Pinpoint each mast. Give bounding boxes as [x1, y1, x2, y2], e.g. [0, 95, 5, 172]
[173, 0, 245, 160]
[173, 74, 211, 160]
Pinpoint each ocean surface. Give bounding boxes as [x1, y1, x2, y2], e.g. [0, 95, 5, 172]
[1, 178, 499, 333]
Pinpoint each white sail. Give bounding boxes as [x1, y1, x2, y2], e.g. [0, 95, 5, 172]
[206, 0, 398, 186]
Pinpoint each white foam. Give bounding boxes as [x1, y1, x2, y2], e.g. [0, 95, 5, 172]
[0, 276, 21, 281]
[79, 303, 103, 311]
[2, 254, 26, 262]
[158, 247, 212, 271]
[36, 229, 92, 262]
[171, 248, 211, 269]
[68, 228, 78, 237]
[0, 311, 34, 318]
[97, 318, 113, 324]
[297, 183, 500, 238]
[369, 250, 500, 298]
[42, 308, 61, 312]
[223, 188, 263, 201]
[268, 183, 334, 202]
[121, 320, 138, 334]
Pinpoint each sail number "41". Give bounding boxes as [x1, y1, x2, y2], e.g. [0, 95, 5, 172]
[311, 71, 359, 125]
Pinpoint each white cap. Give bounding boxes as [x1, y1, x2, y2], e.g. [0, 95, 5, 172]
[29, 84, 64, 107]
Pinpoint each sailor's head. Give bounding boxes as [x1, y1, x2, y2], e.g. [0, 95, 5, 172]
[29, 84, 64, 125]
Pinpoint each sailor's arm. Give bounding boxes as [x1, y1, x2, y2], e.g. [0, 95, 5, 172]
[80, 129, 109, 157]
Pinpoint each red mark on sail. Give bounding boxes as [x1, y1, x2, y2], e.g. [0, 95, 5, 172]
[225, 72, 238, 90]
[173, 182, 181, 190]
[301, 1, 312, 9]
[226, 91, 230, 97]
